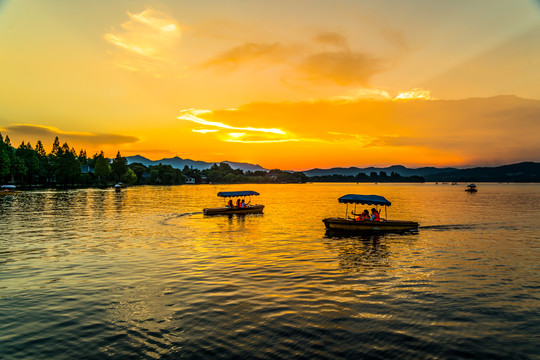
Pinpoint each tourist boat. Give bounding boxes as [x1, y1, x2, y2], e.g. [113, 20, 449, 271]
[114, 183, 123, 192]
[323, 194, 419, 232]
[0, 185, 21, 196]
[203, 191, 264, 215]
[465, 183, 477, 192]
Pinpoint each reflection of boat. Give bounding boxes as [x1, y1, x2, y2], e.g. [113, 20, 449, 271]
[1, 185, 21, 196]
[203, 191, 264, 215]
[465, 183, 477, 192]
[322, 194, 419, 233]
[323, 233, 391, 272]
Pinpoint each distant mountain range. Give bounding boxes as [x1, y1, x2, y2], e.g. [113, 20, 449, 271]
[126, 155, 267, 172]
[127, 155, 540, 182]
[302, 165, 459, 178]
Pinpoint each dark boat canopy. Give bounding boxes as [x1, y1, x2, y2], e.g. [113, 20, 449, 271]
[217, 191, 260, 197]
[338, 194, 391, 206]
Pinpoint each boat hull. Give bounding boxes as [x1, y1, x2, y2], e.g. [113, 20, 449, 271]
[323, 217, 418, 232]
[0, 191, 21, 196]
[203, 204, 264, 215]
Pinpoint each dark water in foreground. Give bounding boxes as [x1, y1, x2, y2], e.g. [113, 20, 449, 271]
[1, 183, 539, 359]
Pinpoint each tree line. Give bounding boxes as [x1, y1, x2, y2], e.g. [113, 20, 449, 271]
[0, 134, 309, 187]
[309, 171, 425, 183]
[0, 134, 137, 186]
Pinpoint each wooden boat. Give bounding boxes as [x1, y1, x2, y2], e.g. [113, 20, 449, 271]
[465, 184, 477, 192]
[0, 185, 21, 196]
[323, 194, 419, 233]
[203, 191, 264, 215]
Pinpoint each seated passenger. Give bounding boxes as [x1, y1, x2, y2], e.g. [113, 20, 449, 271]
[241, 199, 246, 208]
[354, 209, 370, 221]
[227, 199, 234, 208]
[370, 208, 380, 221]
[236, 199, 241, 208]
[361, 209, 370, 220]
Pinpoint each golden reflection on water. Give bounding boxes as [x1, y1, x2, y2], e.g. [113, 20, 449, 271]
[1, 183, 539, 359]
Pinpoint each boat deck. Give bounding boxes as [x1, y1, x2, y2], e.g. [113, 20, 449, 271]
[203, 204, 264, 215]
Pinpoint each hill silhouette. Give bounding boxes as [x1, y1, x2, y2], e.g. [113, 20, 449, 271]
[127, 155, 540, 182]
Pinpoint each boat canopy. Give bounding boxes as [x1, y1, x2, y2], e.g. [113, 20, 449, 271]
[217, 191, 259, 197]
[467, 184, 476, 187]
[1, 185, 16, 189]
[338, 194, 391, 206]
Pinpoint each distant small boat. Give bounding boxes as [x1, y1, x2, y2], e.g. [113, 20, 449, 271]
[1, 185, 21, 196]
[323, 194, 419, 233]
[114, 183, 123, 192]
[465, 184, 477, 192]
[203, 191, 264, 215]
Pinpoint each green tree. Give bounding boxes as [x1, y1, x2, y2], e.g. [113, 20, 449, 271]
[55, 142, 80, 185]
[51, 136, 60, 156]
[0, 147, 11, 182]
[111, 151, 128, 181]
[128, 162, 148, 184]
[15, 141, 39, 183]
[78, 149, 88, 165]
[12, 157, 28, 181]
[35, 141, 46, 157]
[93, 151, 111, 182]
[122, 168, 137, 184]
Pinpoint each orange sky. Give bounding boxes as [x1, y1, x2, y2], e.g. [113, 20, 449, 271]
[1, 1, 540, 170]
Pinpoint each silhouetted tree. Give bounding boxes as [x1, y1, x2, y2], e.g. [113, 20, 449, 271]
[111, 151, 128, 181]
[94, 151, 111, 183]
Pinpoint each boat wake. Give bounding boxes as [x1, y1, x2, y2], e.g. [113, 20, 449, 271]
[419, 224, 477, 231]
[159, 211, 202, 225]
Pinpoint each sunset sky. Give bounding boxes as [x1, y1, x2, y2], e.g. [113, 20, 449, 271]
[1, 0, 540, 170]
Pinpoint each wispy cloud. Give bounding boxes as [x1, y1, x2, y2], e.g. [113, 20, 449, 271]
[104, 8, 181, 75]
[297, 50, 384, 86]
[393, 88, 433, 100]
[202, 42, 293, 70]
[315, 31, 349, 50]
[192, 129, 219, 134]
[178, 109, 286, 134]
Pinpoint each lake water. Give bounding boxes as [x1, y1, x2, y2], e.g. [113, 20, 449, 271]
[1, 183, 539, 359]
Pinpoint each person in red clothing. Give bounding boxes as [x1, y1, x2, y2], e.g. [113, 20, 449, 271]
[370, 208, 380, 221]
[354, 209, 370, 221]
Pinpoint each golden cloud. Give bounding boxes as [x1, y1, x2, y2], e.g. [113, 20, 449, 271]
[187, 95, 540, 167]
[2, 124, 139, 145]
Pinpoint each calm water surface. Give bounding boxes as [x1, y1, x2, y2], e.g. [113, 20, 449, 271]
[1, 183, 539, 359]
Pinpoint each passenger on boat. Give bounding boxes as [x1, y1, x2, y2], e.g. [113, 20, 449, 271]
[370, 208, 380, 221]
[241, 199, 246, 208]
[227, 199, 234, 208]
[236, 199, 241, 208]
[355, 209, 370, 221]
